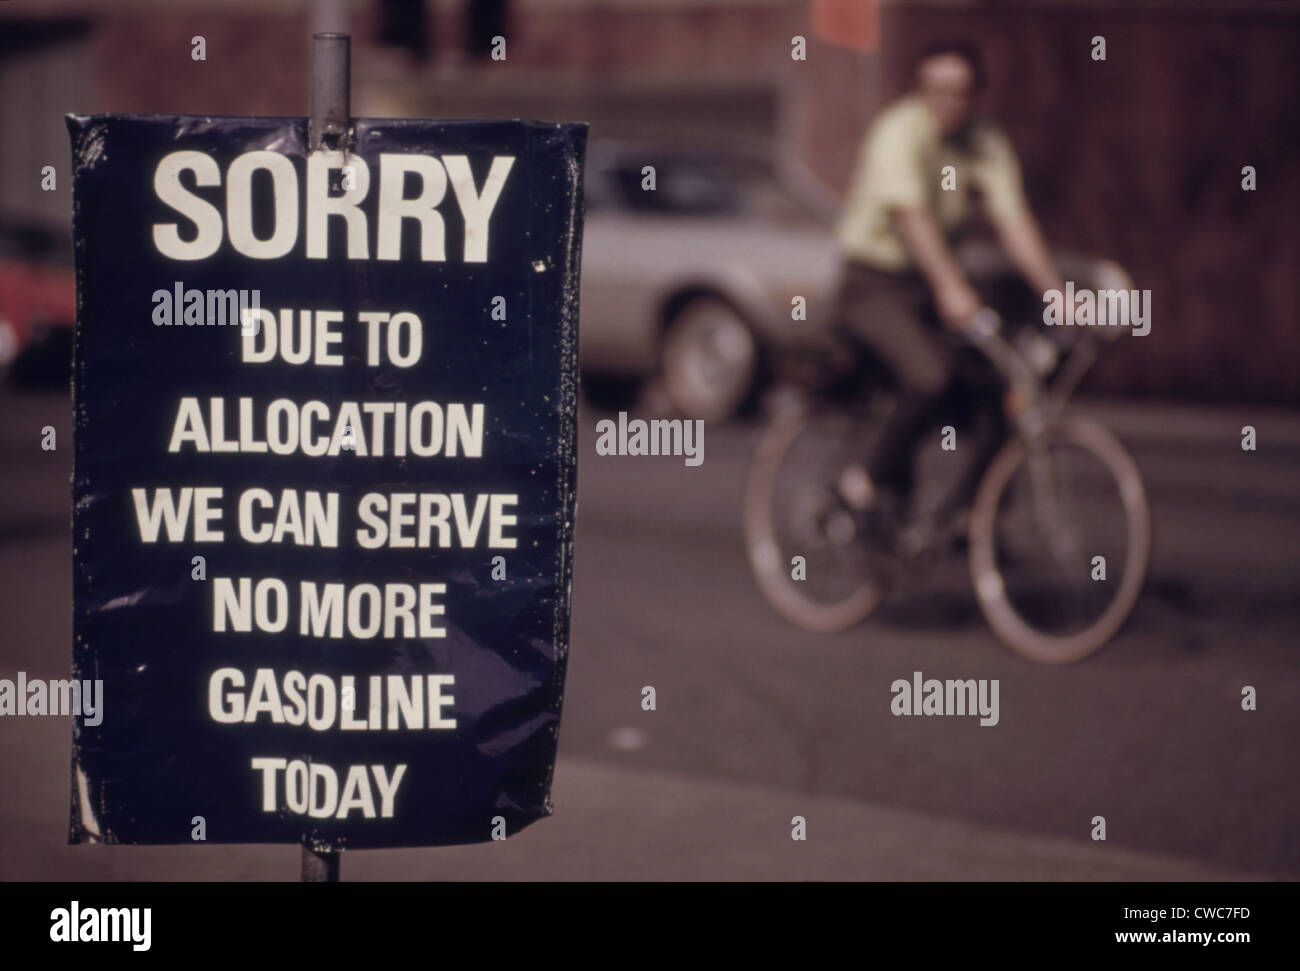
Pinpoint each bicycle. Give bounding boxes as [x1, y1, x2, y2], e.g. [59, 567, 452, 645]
[743, 305, 1151, 664]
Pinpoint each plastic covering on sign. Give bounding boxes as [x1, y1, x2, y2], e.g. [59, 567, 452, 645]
[66, 113, 586, 849]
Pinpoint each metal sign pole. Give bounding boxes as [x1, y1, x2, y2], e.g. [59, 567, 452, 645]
[302, 844, 341, 882]
[301, 31, 351, 883]
[310, 32, 351, 152]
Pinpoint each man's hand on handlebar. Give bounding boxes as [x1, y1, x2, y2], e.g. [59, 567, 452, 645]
[968, 307, 1002, 341]
[935, 279, 983, 332]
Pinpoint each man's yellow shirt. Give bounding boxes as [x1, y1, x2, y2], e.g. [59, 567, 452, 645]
[837, 94, 1030, 272]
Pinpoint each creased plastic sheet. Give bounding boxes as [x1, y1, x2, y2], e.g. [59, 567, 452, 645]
[66, 113, 586, 849]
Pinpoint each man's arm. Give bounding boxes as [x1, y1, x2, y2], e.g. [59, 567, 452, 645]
[991, 210, 1066, 300]
[894, 205, 982, 331]
[977, 127, 1068, 302]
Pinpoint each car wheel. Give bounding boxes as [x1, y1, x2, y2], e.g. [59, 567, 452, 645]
[661, 296, 758, 422]
[581, 372, 641, 413]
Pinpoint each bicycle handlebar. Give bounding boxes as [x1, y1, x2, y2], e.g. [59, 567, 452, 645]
[962, 309, 1038, 392]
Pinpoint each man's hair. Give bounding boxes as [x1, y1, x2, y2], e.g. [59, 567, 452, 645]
[911, 42, 987, 92]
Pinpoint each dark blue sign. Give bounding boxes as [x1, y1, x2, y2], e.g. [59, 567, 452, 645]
[67, 114, 586, 849]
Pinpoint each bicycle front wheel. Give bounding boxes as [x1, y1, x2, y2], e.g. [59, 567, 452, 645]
[968, 416, 1151, 664]
[743, 408, 889, 633]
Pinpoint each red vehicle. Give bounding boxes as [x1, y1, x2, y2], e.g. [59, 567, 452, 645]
[0, 220, 76, 386]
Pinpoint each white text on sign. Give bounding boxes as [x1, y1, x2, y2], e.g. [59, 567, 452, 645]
[152, 150, 515, 262]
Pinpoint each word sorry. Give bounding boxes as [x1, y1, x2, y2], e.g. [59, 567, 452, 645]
[153, 149, 514, 262]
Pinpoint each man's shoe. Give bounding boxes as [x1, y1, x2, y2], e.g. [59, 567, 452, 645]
[837, 462, 875, 511]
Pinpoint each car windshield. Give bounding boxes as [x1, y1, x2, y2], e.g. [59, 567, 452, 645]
[593, 155, 822, 228]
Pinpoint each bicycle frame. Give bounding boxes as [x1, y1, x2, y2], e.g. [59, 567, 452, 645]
[968, 324, 1117, 581]
[969, 323, 1102, 441]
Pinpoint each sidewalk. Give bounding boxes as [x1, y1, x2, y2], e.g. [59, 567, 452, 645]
[348, 756, 1277, 881]
[9, 752, 1271, 881]
[1075, 398, 1300, 449]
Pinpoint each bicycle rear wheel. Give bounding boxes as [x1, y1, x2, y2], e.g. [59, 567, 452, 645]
[743, 407, 890, 632]
[968, 416, 1150, 663]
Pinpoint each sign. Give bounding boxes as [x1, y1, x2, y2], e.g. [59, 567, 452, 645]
[812, 0, 880, 54]
[67, 114, 586, 849]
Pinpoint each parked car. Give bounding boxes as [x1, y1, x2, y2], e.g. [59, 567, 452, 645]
[579, 141, 842, 420]
[0, 218, 76, 387]
[577, 143, 1135, 422]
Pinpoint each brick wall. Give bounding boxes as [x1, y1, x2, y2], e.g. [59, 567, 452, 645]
[96, 13, 308, 116]
[71, 0, 1300, 403]
[870, 1, 1300, 404]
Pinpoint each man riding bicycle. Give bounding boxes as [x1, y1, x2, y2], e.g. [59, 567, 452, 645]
[833, 42, 1069, 556]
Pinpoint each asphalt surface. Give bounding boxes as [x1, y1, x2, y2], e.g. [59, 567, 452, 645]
[1, 387, 1296, 879]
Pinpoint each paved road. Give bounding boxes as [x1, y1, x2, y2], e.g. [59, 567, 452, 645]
[562, 396, 1300, 877]
[1, 388, 1296, 879]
